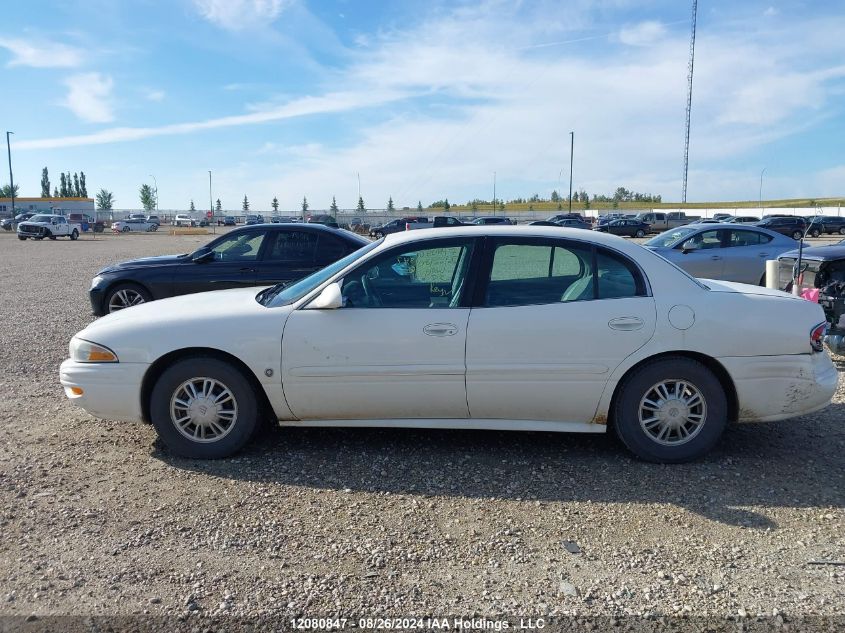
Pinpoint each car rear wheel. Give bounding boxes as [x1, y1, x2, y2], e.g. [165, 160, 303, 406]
[150, 357, 260, 458]
[635, 229, 646, 238]
[613, 356, 727, 463]
[839, 227, 845, 235]
[810, 228, 820, 238]
[104, 283, 152, 313]
[122, 226, 130, 232]
[791, 230, 803, 240]
[70, 229, 79, 240]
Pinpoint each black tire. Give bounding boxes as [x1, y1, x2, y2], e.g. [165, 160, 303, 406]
[103, 282, 152, 313]
[810, 229, 820, 238]
[613, 356, 727, 463]
[840, 227, 845, 236]
[149, 357, 260, 459]
[17, 236, 26, 241]
[635, 229, 646, 238]
[791, 230, 803, 240]
[122, 226, 130, 232]
[70, 229, 79, 240]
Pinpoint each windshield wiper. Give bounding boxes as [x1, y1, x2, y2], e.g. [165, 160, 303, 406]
[257, 282, 289, 306]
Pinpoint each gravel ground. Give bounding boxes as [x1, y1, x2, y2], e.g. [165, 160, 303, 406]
[0, 230, 843, 629]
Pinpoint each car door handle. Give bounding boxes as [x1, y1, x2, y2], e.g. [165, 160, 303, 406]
[239, 267, 257, 273]
[423, 323, 458, 337]
[608, 317, 644, 331]
[758, 252, 769, 257]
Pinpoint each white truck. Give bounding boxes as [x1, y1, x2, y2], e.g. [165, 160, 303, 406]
[633, 211, 700, 233]
[174, 214, 197, 227]
[17, 214, 81, 241]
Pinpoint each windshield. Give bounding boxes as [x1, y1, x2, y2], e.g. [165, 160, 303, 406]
[259, 238, 382, 307]
[644, 226, 699, 248]
[29, 215, 53, 223]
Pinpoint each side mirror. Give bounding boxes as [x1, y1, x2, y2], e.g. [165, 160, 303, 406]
[307, 282, 343, 310]
[192, 248, 214, 263]
[681, 239, 699, 254]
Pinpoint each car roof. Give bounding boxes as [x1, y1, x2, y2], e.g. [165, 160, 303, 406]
[228, 222, 368, 243]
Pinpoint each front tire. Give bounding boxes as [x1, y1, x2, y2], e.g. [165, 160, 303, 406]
[810, 229, 820, 238]
[792, 230, 803, 240]
[613, 356, 727, 463]
[635, 229, 646, 238]
[122, 226, 130, 232]
[17, 236, 26, 241]
[839, 227, 845, 236]
[104, 282, 152, 313]
[70, 229, 79, 240]
[150, 357, 260, 459]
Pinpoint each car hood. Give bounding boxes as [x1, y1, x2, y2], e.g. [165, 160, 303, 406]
[18, 221, 51, 228]
[778, 244, 845, 262]
[699, 278, 802, 300]
[99, 254, 189, 273]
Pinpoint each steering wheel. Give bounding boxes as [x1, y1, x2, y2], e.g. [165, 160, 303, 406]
[361, 273, 382, 307]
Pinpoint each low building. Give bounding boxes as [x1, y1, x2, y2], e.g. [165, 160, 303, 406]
[0, 197, 95, 217]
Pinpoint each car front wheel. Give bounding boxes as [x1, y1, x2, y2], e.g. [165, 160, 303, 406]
[840, 227, 845, 235]
[613, 356, 727, 463]
[104, 283, 152, 313]
[792, 230, 803, 240]
[635, 229, 646, 238]
[18, 236, 26, 241]
[70, 229, 79, 240]
[810, 229, 820, 238]
[149, 357, 260, 458]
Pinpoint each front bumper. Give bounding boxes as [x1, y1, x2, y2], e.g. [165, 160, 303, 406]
[720, 352, 838, 422]
[60, 359, 150, 422]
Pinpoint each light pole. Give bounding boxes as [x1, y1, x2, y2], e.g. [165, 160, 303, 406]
[568, 131, 574, 214]
[492, 171, 496, 216]
[759, 168, 766, 212]
[5, 131, 15, 220]
[148, 174, 158, 216]
[208, 170, 215, 234]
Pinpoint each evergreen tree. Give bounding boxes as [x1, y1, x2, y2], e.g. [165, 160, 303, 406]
[550, 190, 560, 202]
[215, 198, 222, 212]
[356, 196, 365, 213]
[443, 198, 450, 212]
[79, 172, 87, 197]
[59, 173, 67, 197]
[271, 197, 279, 213]
[0, 184, 19, 197]
[387, 196, 395, 212]
[416, 201, 423, 213]
[40, 167, 50, 197]
[242, 195, 249, 211]
[73, 173, 80, 197]
[301, 196, 309, 214]
[190, 199, 196, 212]
[53, 187, 59, 197]
[95, 189, 114, 210]
[330, 196, 339, 214]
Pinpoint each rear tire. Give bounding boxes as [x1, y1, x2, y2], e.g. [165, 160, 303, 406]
[70, 229, 79, 240]
[613, 356, 727, 463]
[635, 229, 646, 238]
[150, 357, 260, 459]
[840, 227, 845, 236]
[810, 229, 820, 238]
[17, 236, 26, 241]
[122, 226, 130, 232]
[792, 230, 803, 240]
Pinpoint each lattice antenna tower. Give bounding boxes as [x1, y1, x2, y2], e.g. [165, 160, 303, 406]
[682, 0, 698, 204]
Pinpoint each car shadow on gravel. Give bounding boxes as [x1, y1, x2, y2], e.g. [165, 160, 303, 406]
[155, 403, 845, 530]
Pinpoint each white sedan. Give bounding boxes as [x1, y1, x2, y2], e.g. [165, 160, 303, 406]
[112, 218, 157, 232]
[60, 227, 837, 463]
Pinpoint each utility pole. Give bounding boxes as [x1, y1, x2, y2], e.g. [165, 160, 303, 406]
[5, 131, 15, 220]
[759, 168, 766, 212]
[492, 171, 496, 216]
[209, 170, 215, 234]
[148, 174, 158, 213]
[681, 0, 698, 204]
[568, 131, 574, 214]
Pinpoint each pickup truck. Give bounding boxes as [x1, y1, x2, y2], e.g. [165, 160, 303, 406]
[174, 214, 197, 227]
[17, 214, 81, 240]
[633, 211, 700, 233]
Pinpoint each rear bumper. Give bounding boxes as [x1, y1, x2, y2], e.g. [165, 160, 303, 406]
[720, 352, 838, 422]
[60, 359, 149, 422]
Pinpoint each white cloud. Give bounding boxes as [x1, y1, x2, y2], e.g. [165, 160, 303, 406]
[619, 21, 667, 46]
[145, 89, 165, 102]
[0, 37, 84, 68]
[192, 0, 292, 30]
[764, 7, 779, 17]
[62, 73, 115, 123]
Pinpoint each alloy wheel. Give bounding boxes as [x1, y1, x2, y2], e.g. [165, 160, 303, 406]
[638, 379, 707, 446]
[169, 377, 238, 443]
[108, 288, 147, 312]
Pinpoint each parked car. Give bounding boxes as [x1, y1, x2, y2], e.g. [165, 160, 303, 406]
[405, 216, 469, 230]
[112, 218, 157, 233]
[128, 213, 147, 220]
[1, 212, 35, 230]
[174, 214, 196, 227]
[805, 216, 845, 237]
[754, 216, 807, 239]
[726, 216, 760, 224]
[62, 226, 835, 463]
[593, 219, 651, 237]
[556, 219, 591, 230]
[546, 213, 585, 223]
[245, 214, 265, 225]
[777, 243, 845, 355]
[633, 212, 700, 233]
[472, 217, 513, 225]
[644, 224, 798, 285]
[17, 214, 81, 240]
[528, 221, 560, 227]
[146, 215, 160, 228]
[712, 213, 733, 221]
[369, 217, 428, 238]
[87, 223, 368, 315]
[223, 216, 236, 226]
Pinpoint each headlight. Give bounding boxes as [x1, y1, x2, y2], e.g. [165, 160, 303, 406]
[91, 275, 105, 289]
[70, 337, 119, 363]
